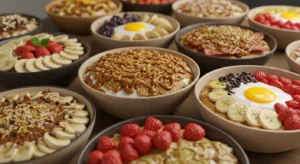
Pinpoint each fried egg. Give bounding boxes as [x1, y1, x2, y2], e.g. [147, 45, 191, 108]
[231, 82, 292, 110]
[113, 22, 155, 37]
[273, 12, 300, 23]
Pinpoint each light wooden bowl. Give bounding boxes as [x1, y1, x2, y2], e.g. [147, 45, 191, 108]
[78, 47, 200, 119]
[286, 40, 300, 74]
[90, 12, 180, 51]
[194, 65, 300, 153]
[247, 5, 300, 50]
[172, 0, 249, 27]
[45, 0, 122, 34]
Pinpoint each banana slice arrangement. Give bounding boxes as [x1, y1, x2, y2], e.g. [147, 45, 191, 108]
[0, 91, 89, 163]
[0, 33, 85, 72]
[207, 80, 282, 130]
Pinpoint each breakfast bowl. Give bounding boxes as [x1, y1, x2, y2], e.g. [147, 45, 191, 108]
[0, 13, 43, 42]
[91, 12, 180, 51]
[78, 47, 200, 119]
[286, 40, 300, 74]
[175, 23, 277, 75]
[247, 5, 300, 50]
[0, 32, 91, 89]
[45, 0, 122, 34]
[0, 86, 95, 164]
[77, 115, 249, 164]
[172, 0, 249, 27]
[194, 65, 300, 153]
[121, 0, 175, 14]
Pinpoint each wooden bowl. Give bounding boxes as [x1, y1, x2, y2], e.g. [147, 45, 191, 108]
[247, 5, 300, 50]
[194, 65, 300, 153]
[78, 47, 200, 119]
[0, 86, 96, 164]
[76, 115, 250, 164]
[91, 12, 180, 51]
[286, 40, 300, 74]
[172, 0, 249, 27]
[45, 0, 122, 34]
[121, 0, 175, 15]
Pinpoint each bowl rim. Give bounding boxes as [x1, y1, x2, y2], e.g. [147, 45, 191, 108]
[0, 85, 96, 164]
[194, 65, 300, 133]
[45, 0, 123, 19]
[90, 11, 180, 43]
[121, 0, 175, 6]
[0, 32, 91, 74]
[247, 5, 300, 33]
[175, 22, 277, 60]
[78, 46, 200, 100]
[76, 115, 250, 164]
[172, 0, 249, 20]
[285, 40, 300, 64]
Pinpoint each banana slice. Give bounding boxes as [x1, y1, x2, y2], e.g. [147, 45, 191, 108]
[26, 59, 41, 72]
[140, 14, 150, 22]
[212, 88, 225, 92]
[43, 56, 62, 69]
[14, 59, 28, 73]
[145, 31, 161, 39]
[64, 38, 78, 44]
[63, 103, 85, 110]
[19, 92, 30, 100]
[37, 139, 56, 154]
[215, 95, 237, 113]
[1, 42, 16, 50]
[148, 15, 158, 23]
[152, 17, 170, 26]
[0, 50, 12, 60]
[9, 39, 23, 47]
[111, 33, 122, 40]
[245, 107, 261, 127]
[30, 91, 43, 99]
[35, 57, 49, 71]
[227, 103, 248, 122]
[64, 46, 84, 51]
[12, 142, 34, 162]
[65, 124, 86, 135]
[70, 110, 89, 117]
[65, 115, 89, 124]
[0, 143, 17, 163]
[57, 96, 73, 104]
[153, 27, 169, 37]
[63, 42, 82, 47]
[0, 55, 16, 71]
[43, 133, 71, 149]
[157, 22, 174, 33]
[122, 35, 132, 40]
[4, 93, 19, 101]
[133, 34, 147, 40]
[209, 81, 227, 89]
[52, 130, 75, 140]
[44, 92, 60, 99]
[60, 51, 79, 60]
[19, 35, 32, 42]
[54, 35, 69, 43]
[208, 91, 228, 102]
[32, 144, 46, 158]
[64, 48, 84, 56]
[51, 53, 72, 65]
[43, 35, 54, 40]
[259, 109, 282, 130]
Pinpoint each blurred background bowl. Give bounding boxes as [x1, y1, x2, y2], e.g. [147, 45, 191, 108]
[122, 0, 175, 15]
[286, 40, 300, 74]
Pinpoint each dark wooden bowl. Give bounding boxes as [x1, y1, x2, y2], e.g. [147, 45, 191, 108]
[121, 1, 175, 15]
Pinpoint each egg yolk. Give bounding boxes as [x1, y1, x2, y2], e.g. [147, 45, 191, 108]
[244, 87, 276, 104]
[281, 12, 300, 20]
[124, 23, 146, 32]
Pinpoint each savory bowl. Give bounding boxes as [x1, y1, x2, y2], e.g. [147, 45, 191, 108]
[175, 23, 277, 75]
[247, 5, 300, 50]
[121, 0, 175, 14]
[0, 86, 96, 164]
[45, 0, 123, 34]
[78, 47, 200, 119]
[172, 0, 249, 27]
[77, 115, 249, 164]
[91, 12, 180, 51]
[194, 65, 300, 153]
[286, 40, 300, 74]
[0, 32, 91, 89]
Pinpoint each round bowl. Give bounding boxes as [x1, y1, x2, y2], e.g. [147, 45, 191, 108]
[45, 0, 123, 34]
[247, 5, 300, 50]
[286, 40, 300, 74]
[172, 0, 249, 27]
[0, 32, 91, 89]
[78, 47, 200, 119]
[194, 65, 300, 153]
[122, 0, 175, 14]
[76, 115, 249, 164]
[175, 23, 277, 75]
[91, 12, 180, 51]
[0, 86, 96, 164]
[0, 13, 43, 42]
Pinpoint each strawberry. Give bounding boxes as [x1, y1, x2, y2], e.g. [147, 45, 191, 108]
[284, 115, 300, 130]
[15, 46, 24, 54]
[22, 45, 36, 52]
[253, 71, 267, 79]
[35, 46, 51, 57]
[292, 80, 300, 86]
[269, 80, 283, 89]
[286, 100, 300, 109]
[137, 130, 156, 137]
[144, 117, 163, 132]
[120, 144, 139, 163]
[121, 123, 140, 138]
[102, 150, 122, 164]
[97, 136, 116, 153]
[26, 40, 34, 46]
[279, 77, 292, 85]
[48, 41, 57, 46]
[292, 95, 300, 102]
[283, 84, 297, 94]
[118, 136, 134, 150]
[183, 123, 206, 141]
[295, 85, 300, 95]
[152, 131, 172, 151]
[48, 44, 63, 53]
[278, 107, 297, 122]
[21, 52, 35, 59]
[274, 103, 288, 114]
[266, 75, 279, 82]
[256, 77, 269, 84]
[133, 135, 153, 155]
[163, 123, 181, 142]
[88, 150, 104, 164]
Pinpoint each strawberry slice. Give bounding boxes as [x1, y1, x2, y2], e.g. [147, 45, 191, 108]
[279, 77, 292, 85]
[270, 80, 283, 89]
[253, 71, 267, 79]
[286, 100, 300, 109]
[266, 75, 279, 82]
[292, 80, 300, 86]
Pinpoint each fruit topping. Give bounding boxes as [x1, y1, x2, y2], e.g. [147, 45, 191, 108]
[183, 123, 206, 141]
[118, 136, 134, 150]
[152, 131, 172, 151]
[144, 117, 163, 132]
[88, 150, 104, 164]
[137, 130, 156, 137]
[123, 0, 174, 4]
[284, 115, 300, 130]
[120, 123, 140, 138]
[102, 150, 122, 164]
[163, 123, 181, 142]
[21, 52, 35, 59]
[97, 136, 117, 153]
[133, 135, 153, 155]
[120, 144, 139, 163]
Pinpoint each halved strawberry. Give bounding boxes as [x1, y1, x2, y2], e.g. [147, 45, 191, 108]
[22, 45, 36, 52]
[284, 115, 300, 130]
[270, 80, 283, 89]
[286, 100, 300, 109]
[292, 95, 300, 102]
[266, 75, 278, 82]
[256, 77, 269, 84]
[163, 123, 181, 142]
[253, 71, 267, 79]
[279, 77, 292, 85]
[15, 46, 24, 54]
[292, 80, 300, 86]
[274, 103, 288, 114]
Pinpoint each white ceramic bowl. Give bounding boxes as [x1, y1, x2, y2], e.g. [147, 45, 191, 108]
[286, 40, 300, 74]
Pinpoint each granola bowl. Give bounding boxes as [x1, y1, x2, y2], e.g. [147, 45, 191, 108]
[175, 23, 277, 74]
[45, 0, 123, 34]
[286, 40, 300, 75]
[121, 0, 175, 15]
[78, 47, 200, 119]
[0, 86, 95, 164]
[194, 65, 300, 153]
[172, 0, 249, 27]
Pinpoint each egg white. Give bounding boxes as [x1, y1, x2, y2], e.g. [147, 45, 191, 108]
[273, 13, 300, 23]
[113, 22, 155, 37]
[231, 82, 292, 111]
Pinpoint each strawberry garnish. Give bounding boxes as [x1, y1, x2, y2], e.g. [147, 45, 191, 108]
[144, 117, 163, 132]
[102, 150, 122, 164]
[284, 115, 300, 130]
[35, 46, 51, 57]
[22, 45, 36, 52]
[292, 95, 300, 102]
[48, 41, 57, 46]
[120, 144, 139, 163]
[137, 130, 156, 137]
[292, 80, 300, 86]
[163, 122, 181, 142]
[118, 136, 134, 150]
[121, 124, 140, 138]
[133, 135, 153, 155]
[253, 71, 267, 79]
[88, 150, 104, 164]
[183, 123, 206, 141]
[21, 52, 35, 59]
[15, 46, 24, 54]
[152, 131, 172, 151]
[266, 75, 279, 82]
[48, 44, 63, 53]
[26, 40, 34, 46]
[269, 80, 283, 89]
[279, 77, 292, 85]
[97, 136, 116, 153]
[286, 100, 300, 109]
[283, 84, 297, 94]
[256, 77, 269, 84]
[274, 103, 288, 115]
[278, 107, 297, 122]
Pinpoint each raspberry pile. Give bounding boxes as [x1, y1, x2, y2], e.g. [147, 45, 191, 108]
[87, 117, 206, 164]
[254, 13, 300, 31]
